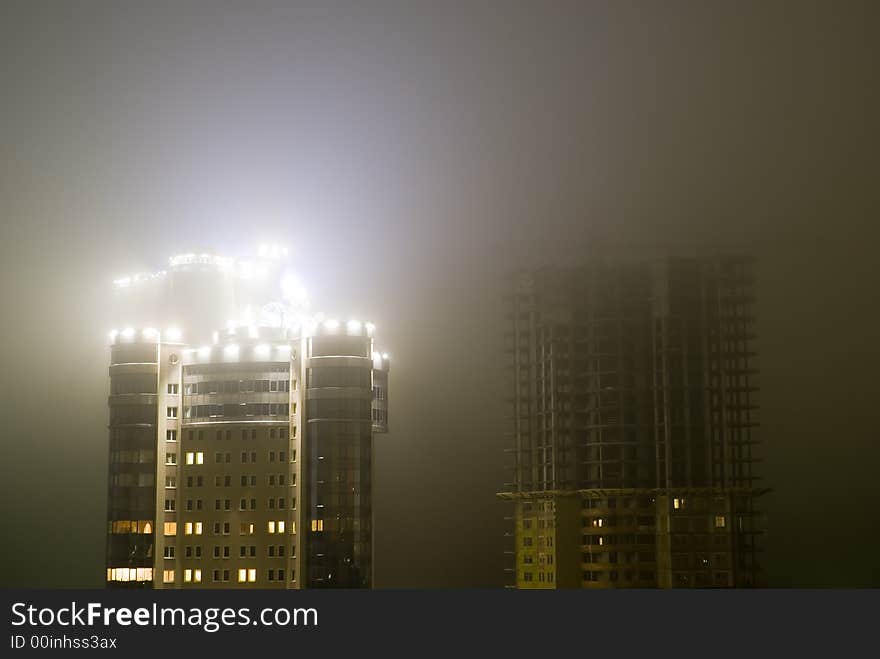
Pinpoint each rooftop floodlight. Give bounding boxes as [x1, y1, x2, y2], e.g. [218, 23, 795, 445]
[248, 325, 259, 339]
[121, 327, 135, 340]
[347, 320, 362, 334]
[254, 343, 271, 358]
[365, 322, 376, 336]
[382, 353, 389, 360]
[323, 319, 340, 331]
[198, 346, 211, 358]
[142, 327, 159, 340]
[165, 327, 182, 342]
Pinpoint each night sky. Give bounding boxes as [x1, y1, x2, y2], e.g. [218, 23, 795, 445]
[1, 0, 878, 587]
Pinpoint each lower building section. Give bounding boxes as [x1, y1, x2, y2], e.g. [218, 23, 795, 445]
[503, 488, 766, 589]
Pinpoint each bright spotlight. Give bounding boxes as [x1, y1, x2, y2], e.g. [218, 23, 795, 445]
[165, 327, 182, 342]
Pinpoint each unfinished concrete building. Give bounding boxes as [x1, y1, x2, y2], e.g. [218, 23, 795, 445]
[498, 255, 767, 588]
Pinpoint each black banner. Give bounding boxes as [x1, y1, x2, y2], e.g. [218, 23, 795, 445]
[3, 589, 876, 654]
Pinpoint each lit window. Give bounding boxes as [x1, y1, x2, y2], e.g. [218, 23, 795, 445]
[193, 569, 202, 583]
[715, 515, 726, 529]
[163, 570, 174, 583]
[107, 567, 153, 582]
[184, 522, 193, 535]
[248, 569, 256, 583]
[185, 452, 194, 465]
[196, 452, 204, 465]
[164, 522, 177, 536]
[310, 519, 324, 532]
[278, 520, 285, 533]
[674, 498, 686, 510]
[184, 569, 192, 583]
[194, 522, 203, 535]
[268, 521, 276, 534]
[238, 569, 247, 583]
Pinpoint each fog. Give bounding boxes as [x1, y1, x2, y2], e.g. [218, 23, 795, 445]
[1, 0, 878, 587]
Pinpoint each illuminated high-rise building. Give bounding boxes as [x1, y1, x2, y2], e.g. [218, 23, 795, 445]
[498, 255, 766, 588]
[105, 247, 390, 588]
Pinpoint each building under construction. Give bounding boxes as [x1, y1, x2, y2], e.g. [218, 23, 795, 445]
[498, 255, 767, 588]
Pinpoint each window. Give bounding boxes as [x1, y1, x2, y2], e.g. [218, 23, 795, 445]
[238, 569, 247, 583]
[166, 452, 177, 465]
[166, 430, 177, 442]
[167, 407, 178, 418]
[310, 519, 323, 532]
[184, 569, 192, 583]
[163, 546, 175, 559]
[164, 522, 177, 536]
[185, 452, 204, 465]
[165, 476, 176, 489]
[674, 498, 685, 510]
[240, 522, 255, 535]
[715, 515, 726, 529]
[167, 383, 179, 394]
[163, 570, 174, 583]
[248, 569, 256, 583]
[164, 499, 175, 512]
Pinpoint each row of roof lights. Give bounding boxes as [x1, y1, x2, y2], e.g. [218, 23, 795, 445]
[109, 327, 182, 342]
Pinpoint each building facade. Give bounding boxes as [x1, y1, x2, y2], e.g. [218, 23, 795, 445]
[498, 255, 766, 588]
[105, 251, 389, 589]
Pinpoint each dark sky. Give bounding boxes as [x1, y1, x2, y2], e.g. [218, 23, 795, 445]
[1, 0, 878, 587]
